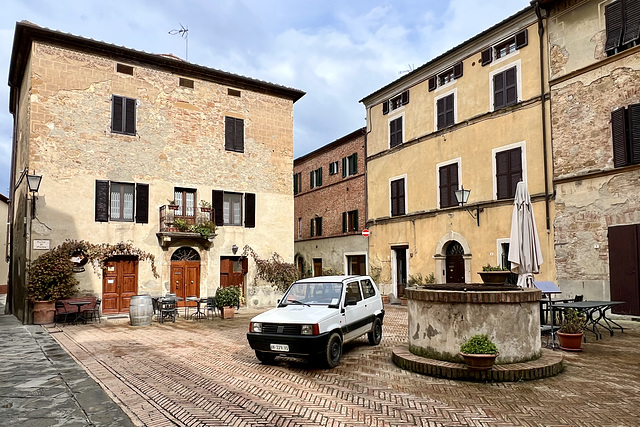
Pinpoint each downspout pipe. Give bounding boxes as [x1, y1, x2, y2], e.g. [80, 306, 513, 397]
[534, 1, 552, 232]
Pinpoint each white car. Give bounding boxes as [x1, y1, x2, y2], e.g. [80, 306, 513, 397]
[246, 275, 385, 368]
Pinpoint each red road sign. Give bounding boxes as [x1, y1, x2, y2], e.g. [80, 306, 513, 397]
[362, 229, 370, 237]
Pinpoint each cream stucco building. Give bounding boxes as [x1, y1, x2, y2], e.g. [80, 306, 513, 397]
[360, 6, 556, 296]
[7, 21, 304, 323]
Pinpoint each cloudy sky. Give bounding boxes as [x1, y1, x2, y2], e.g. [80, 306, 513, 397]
[0, 0, 531, 196]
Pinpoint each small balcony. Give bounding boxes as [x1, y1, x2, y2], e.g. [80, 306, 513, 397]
[156, 205, 216, 249]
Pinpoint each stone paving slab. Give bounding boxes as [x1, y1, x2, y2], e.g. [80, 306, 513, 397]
[0, 296, 136, 427]
[42, 305, 640, 426]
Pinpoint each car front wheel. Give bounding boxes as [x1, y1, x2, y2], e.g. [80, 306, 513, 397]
[324, 332, 342, 368]
[368, 317, 382, 345]
[255, 350, 277, 365]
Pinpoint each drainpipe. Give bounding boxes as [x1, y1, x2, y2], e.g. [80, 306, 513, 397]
[535, 1, 552, 232]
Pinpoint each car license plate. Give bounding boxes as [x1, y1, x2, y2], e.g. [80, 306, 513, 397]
[270, 344, 289, 352]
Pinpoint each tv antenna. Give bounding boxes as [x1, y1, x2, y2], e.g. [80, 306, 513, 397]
[398, 64, 415, 75]
[169, 23, 189, 60]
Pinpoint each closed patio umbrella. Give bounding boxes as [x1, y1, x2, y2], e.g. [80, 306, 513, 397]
[508, 181, 543, 288]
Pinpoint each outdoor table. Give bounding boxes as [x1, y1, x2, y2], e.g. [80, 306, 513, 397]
[189, 298, 207, 320]
[552, 301, 625, 340]
[67, 300, 92, 325]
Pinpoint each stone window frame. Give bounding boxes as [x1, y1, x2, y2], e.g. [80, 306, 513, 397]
[434, 88, 457, 131]
[388, 113, 405, 149]
[489, 60, 522, 112]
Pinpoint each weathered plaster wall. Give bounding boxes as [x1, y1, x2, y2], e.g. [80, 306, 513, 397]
[294, 235, 368, 277]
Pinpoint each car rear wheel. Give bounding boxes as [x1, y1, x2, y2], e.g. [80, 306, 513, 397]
[368, 317, 382, 345]
[324, 332, 342, 368]
[255, 350, 277, 365]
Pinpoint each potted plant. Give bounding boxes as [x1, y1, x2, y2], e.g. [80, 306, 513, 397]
[174, 218, 190, 232]
[192, 221, 217, 239]
[167, 199, 179, 210]
[28, 250, 79, 324]
[215, 286, 241, 319]
[459, 334, 499, 370]
[199, 200, 212, 212]
[557, 308, 586, 351]
[478, 264, 511, 284]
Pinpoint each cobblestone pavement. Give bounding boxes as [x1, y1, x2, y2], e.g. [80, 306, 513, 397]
[48, 306, 640, 427]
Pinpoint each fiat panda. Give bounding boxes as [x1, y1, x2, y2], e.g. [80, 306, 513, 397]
[247, 275, 384, 368]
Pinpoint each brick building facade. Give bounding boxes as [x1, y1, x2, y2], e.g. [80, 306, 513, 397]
[293, 128, 368, 277]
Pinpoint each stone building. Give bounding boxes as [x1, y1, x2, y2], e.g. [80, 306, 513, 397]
[360, 5, 556, 297]
[0, 193, 8, 295]
[541, 0, 640, 314]
[7, 21, 304, 323]
[293, 128, 368, 277]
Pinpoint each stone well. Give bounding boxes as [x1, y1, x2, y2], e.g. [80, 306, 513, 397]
[406, 285, 542, 364]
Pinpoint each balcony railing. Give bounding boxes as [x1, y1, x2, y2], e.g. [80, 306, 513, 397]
[159, 205, 213, 232]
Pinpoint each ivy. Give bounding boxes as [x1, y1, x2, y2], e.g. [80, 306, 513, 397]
[242, 245, 300, 293]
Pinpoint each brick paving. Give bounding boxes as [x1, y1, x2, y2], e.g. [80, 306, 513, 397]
[47, 306, 640, 426]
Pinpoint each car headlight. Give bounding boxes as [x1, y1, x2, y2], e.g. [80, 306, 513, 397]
[301, 324, 313, 335]
[251, 322, 262, 333]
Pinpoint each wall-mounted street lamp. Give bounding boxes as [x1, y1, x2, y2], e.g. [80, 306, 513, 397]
[27, 172, 42, 218]
[454, 185, 483, 227]
[231, 244, 239, 255]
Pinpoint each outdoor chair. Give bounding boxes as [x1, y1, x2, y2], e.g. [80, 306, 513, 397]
[205, 296, 218, 319]
[54, 300, 76, 325]
[573, 295, 584, 302]
[82, 298, 101, 323]
[159, 299, 177, 323]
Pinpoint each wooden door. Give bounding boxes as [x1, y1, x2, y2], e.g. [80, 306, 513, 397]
[393, 248, 407, 297]
[102, 257, 138, 314]
[608, 224, 640, 315]
[313, 258, 322, 277]
[171, 261, 200, 307]
[220, 257, 247, 286]
[446, 241, 465, 284]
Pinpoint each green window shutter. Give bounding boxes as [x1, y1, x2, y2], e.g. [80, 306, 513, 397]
[317, 167, 322, 186]
[342, 212, 347, 233]
[317, 217, 322, 236]
[310, 171, 314, 189]
[354, 210, 358, 231]
[342, 157, 347, 178]
[310, 218, 315, 237]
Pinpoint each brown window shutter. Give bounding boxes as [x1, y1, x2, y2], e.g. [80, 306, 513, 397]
[439, 166, 449, 207]
[515, 29, 528, 49]
[95, 180, 110, 222]
[135, 183, 149, 223]
[623, 0, 640, 45]
[453, 62, 463, 79]
[234, 118, 244, 152]
[382, 101, 389, 115]
[505, 67, 518, 106]
[612, 108, 629, 167]
[293, 173, 298, 195]
[124, 98, 136, 135]
[448, 163, 459, 207]
[628, 104, 640, 164]
[481, 47, 493, 66]
[111, 96, 123, 133]
[428, 76, 437, 92]
[397, 179, 405, 215]
[317, 167, 323, 186]
[509, 148, 523, 197]
[496, 151, 510, 199]
[445, 94, 455, 127]
[225, 117, 234, 151]
[342, 212, 347, 233]
[437, 98, 445, 130]
[605, 1, 624, 54]
[493, 72, 505, 109]
[310, 218, 315, 237]
[310, 171, 315, 189]
[401, 90, 410, 105]
[212, 190, 224, 226]
[244, 193, 256, 228]
[353, 210, 358, 231]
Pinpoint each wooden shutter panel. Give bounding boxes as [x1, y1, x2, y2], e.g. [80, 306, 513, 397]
[234, 118, 244, 152]
[509, 148, 523, 197]
[353, 210, 358, 231]
[623, 0, 640, 45]
[437, 98, 445, 130]
[317, 167, 322, 186]
[351, 153, 357, 174]
[515, 29, 528, 49]
[317, 217, 322, 236]
[111, 96, 123, 133]
[401, 90, 410, 105]
[293, 173, 298, 195]
[397, 179, 405, 215]
[448, 164, 458, 208]
[244, 193, 256, 228]
[124, 98, 136, 135]
[342, 212, 347, 233]
[439, 166, 449, 207]
[428, 76, 437, 92]
[310, 219, 315, 237]
[390, 119, 398, 147]
[453, 62, 463, 79]
[496, 151, 510, 199]
[481, 47, 493, 66]
[391, 180, 398, 216]
[493, 72, 505, 109]
[95, 180, 110, 222]
[382, 101, 389, 115]
[225, 117, 234, 151]
[445, 94, 455, 127]
[628, 104, 640, 164]
[505, 67, 518, 106]
[342, 157, 347, 177]
[310, 171, 315, 189]
[608, 224, 640, 315]
[212, 190, 224, 226]
[605, 1, 624, 53]
[135, 183, 149, 224]
[611, 108, 628, 167]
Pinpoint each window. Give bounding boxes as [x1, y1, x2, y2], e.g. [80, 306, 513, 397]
[481, 29, 528, 66]
[389, 116, 403, 148]
[116, 63, 134, 75]
[179, 78, 194, 88]
[212, 190, 255, 227]
[605, 0, 640, 56]
[611, 104, 640, 167]
[382, 90, 409, 114]
[310, 167, 323, 189]
[346, 281, 363, 304]
[310, 216, 323, 237]
[228, 88, 241, 97]
[493, 66, 518, 110]
[438, 162, 459, 208]
[390, 177, 406, 217]
[293, 172, 302, 195]
[329, 161, 339, 175]
[298, 217, 302, 238]
[495, 147, 522, 199]
[174, 188, 196, 219]
[436, 93, 455, 130]
[361, 279, 376, 299]
[95, 180, 148, 223]
[342, 153, 358, 177]
[428, 62, 463, 91]
[342, 210, 359, 233]
[225, 116, 244, 152]
[111, 95, 136, 136]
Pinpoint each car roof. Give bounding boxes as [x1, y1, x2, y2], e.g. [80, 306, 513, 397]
[294, 275, 370, 284]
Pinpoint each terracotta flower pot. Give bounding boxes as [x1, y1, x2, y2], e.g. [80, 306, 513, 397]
[478, 271, 510, 284]
[557, 332, 583, 352]
[32, 301, 55, 325]
[221, 306, 235, 319]
[460, 352, 498, 370]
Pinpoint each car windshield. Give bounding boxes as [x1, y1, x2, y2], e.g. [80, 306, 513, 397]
[281, 282, 343, 306]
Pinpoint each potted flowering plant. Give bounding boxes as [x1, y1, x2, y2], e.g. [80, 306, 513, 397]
[459, 334, 499, 370]
[167, 199, 179, 210]
[557, 309, 586, 351]
[28, 249, 78, 324]
[215, 286, 241, 319]
[199, 200, 212, 212]
[478, 264, 511, 284]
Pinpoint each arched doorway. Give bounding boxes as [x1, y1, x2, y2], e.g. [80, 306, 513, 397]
[446, 241, 465, 283]
[170, 247, 201, 307]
